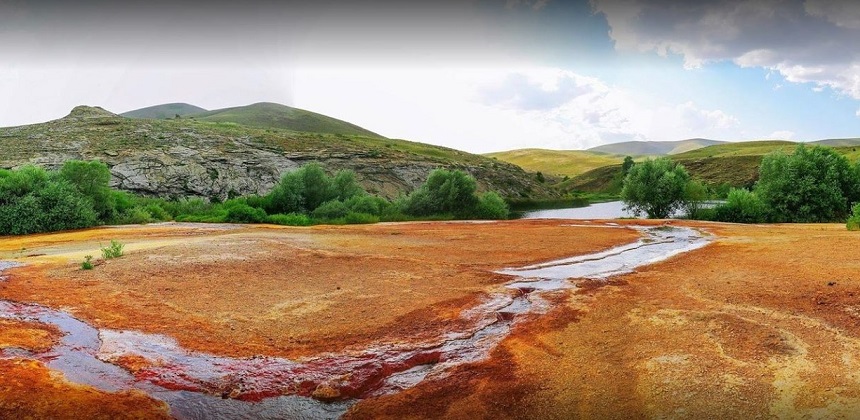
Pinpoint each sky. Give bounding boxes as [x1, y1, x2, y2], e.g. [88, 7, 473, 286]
[2, 0, 860, 153]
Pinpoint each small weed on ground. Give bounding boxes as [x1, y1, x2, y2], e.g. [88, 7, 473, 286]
[81, 255, 94, 270]
[100, 240, 125, 259]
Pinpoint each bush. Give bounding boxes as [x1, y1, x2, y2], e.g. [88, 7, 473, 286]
[344, 212, 379, 224]
[81, 255, 94, 270]
[848, 203, 860, 231]
[223, 201, 267, 223]
[312, 200, 350, 219]
[344, 195, 390, 216]
[58, 160, 116, 222]
[267, 213, 313, 226]
[115, 207, 154, 225]
[713, 189, 768, 223]
[144, 203, 171, 221]
[101, 240, 124, 259]
[682, 180, 709, 219]
[405, 169, 479, 217]
[621, 158, 690, 219]
[473, 192, 510, 219]
[756, 145, 859, 222]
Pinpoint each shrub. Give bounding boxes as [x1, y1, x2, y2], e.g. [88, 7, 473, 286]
[713, 189, 768, 223]
[223, 201, 267, 223]
[144, 203, 171, 221]
[682, 180, 709, 219]
[58, 160, 116, 222]
[267, 213, 313, 226]
[405, 169, 479, 217]
[81, 255, 94, 270]
[312, 200, 350, 219]
[473, 191, 510, 219]
[848, 203, 860, 231]
[344, 212, 379, 224]
[345, 195, 390, 216]
[115, 207, 154, 225]
[756, 145, 859, 222]
[621, 157, 690, 219]
[101, 240, 124, 259]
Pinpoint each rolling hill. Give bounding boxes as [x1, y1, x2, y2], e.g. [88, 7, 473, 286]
[811, 138, 860, 147]
[484, 149, 623, 178]
[121, 103, 208, 119]
[565, 140, 860, 194]
[587, 138, 726, 156]
[0, 105, 554, 202]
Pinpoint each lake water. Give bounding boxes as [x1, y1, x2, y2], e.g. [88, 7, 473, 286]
[521, 201, 636, 219]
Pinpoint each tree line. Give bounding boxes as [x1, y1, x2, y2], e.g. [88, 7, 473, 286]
[0, 161, 509, 236]
[620, 144, 860, 228]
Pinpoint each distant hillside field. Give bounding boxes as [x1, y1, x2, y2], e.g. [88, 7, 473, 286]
[565, 140, 860, 194]
[121, 103, 208, 119]
[0, 105, 554, 202]
[484, 149, 623, 178]
[587, 138, 726, 156]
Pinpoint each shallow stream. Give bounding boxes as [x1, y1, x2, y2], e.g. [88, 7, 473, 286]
[0, 225, 709, 419]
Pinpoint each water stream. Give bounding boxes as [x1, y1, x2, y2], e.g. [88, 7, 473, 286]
[0, 225, 709, 419]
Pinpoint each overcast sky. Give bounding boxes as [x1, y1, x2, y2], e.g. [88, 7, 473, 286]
[3, 0, 860, 153]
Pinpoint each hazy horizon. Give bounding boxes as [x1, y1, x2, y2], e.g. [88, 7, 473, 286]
[4, 0, 860, 153]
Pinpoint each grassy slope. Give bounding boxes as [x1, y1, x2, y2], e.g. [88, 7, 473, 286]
[121, 103, 208, 119]
[189, 102, 384, 138]
[484, 149, 623, 177]
[0, 106, 550, 200]
[566, 140, 860, 193]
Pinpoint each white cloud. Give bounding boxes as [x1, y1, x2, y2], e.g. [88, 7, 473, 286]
[505, 0, 551, 10]
[292, 67, 741, 152]
[768, 130, 796, 139]
[592, 0, 860, 98]
[856, 108, 860, 117]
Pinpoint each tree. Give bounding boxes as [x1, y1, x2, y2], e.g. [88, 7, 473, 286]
[756, 145, 859, 222]
[621, 156, 635, 176]
[621, 157, 690, 219]
[58, 160, 115, 221]
[713, 188, 768, 223]
[682, 179, 709, 219]
[406, 169, 480, 217]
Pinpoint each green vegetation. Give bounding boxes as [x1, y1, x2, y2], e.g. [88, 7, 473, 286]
[120, 103, 207, 119]
[100, 240, 125, 259]
[713, 189, 768, 223]
[0, 161, 511, 236]
[621, 158, 690, 218]
[81, 255, 94, 270]
[755, 145, 859, 222]
[848, 204, 860, 231]
[619, 144, 860, 224]
[587, 138, 725, 156]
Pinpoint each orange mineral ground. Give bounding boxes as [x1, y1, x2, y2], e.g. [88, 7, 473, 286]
[1, 220, 860, 418]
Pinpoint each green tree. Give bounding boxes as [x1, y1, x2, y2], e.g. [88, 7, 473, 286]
[682, 179, 709, 219]
[756, 145, 859, 222]
[621, 157, 690, 219]
[405, 169, 480, 217]
[713, 188, 768, 223]
[621, 156, 635, 175]
[58, 160, 115, 221]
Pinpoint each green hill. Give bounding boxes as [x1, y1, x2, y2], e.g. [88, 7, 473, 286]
[121, 103, 208, 119]
[565, 140, 860, 194]
[811, 138, 860, 147]
[187, 102, 384, 138]
[0, 106, 553, 202]
[587, 138, 726, 156]
[484, 149, 623, 178]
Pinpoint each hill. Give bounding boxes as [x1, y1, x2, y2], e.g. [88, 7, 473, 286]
[121, 103, 208, 119]
[0, 106, 554, 202]
[185, 102, 384, 138]
[587, 138, 726, 156]
[811, 138, 860, 147]
[484, 149, 623, 178]
[565, 140, 860, 194]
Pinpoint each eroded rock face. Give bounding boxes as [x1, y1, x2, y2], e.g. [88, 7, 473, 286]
[0, 108, 553, 201]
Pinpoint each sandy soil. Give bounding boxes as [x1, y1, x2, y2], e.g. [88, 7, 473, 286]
[3, 219, 860, 418]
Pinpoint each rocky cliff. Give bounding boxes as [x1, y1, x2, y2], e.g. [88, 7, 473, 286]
[0, 106, 554, 201]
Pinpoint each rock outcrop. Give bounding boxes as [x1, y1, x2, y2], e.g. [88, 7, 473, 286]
[0, 107, 554, 201]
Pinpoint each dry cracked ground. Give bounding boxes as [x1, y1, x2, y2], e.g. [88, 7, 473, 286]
[0, 219, 859, 418]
